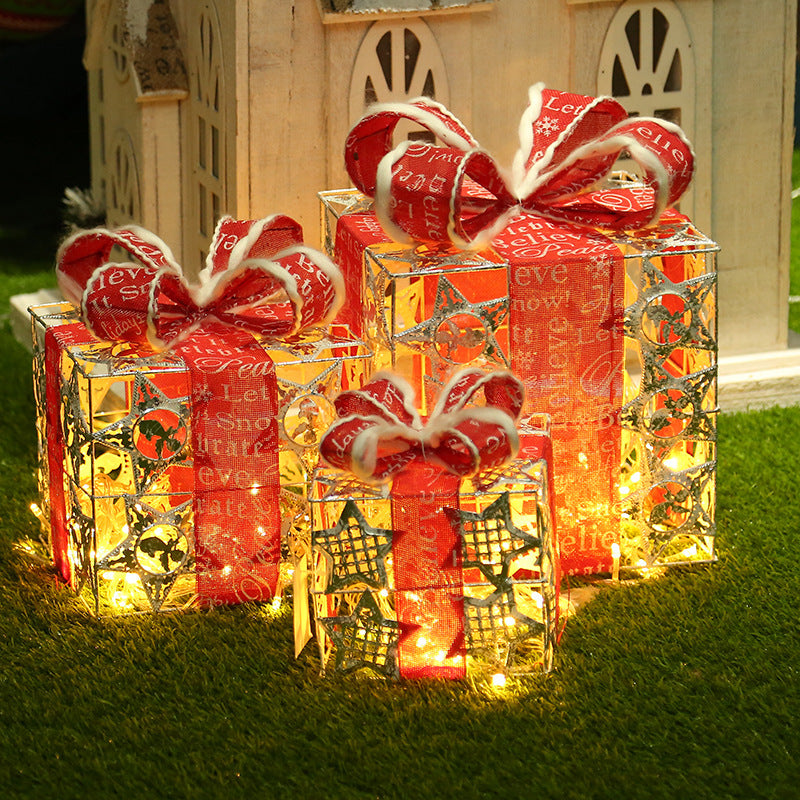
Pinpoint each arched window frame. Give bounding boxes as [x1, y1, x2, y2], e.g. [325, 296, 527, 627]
[186, 0, 227, 267]
[597, 0, 696, 142]
[107, 129, 142, 225]
[349, 18, 449, 131]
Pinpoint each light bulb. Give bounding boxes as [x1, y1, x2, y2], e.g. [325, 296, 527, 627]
[491, 673, 507, 688]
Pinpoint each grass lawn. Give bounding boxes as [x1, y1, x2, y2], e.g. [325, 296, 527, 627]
[1, 57, 800, 800]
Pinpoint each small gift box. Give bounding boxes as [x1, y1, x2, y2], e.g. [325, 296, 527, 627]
[309, 369, 558, 682]
[33, 216, 369, 614]
[324, 84, 717, 577]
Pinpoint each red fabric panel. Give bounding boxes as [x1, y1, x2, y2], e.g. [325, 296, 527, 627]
[175, 326, 280, 605]
[44, 323, 95, 584]
[492, 214, 624, 576]
[332, 212, 391, 338]
[391, 462, 465, 679]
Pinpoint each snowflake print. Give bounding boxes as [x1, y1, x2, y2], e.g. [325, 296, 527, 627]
[535, 116, 559, 137]
[587, 254, 613, 277]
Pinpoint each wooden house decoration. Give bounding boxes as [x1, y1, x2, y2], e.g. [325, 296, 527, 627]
[82, 0, 795, 359]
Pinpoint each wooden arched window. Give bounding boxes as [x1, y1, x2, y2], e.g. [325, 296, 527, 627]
[349, 18, 449, 125]
[108, 9, 130, 84]
[186, 1, 226, 267]
[597, 0, 694, 136]
[107, 130, 141, 224]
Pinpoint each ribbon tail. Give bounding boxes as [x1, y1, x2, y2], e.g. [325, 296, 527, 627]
[392, 462, 465, 679]
[179, 328, 281, 605]
[44, 324, 96, 585]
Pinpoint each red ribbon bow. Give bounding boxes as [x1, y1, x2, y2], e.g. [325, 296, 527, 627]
[345, 83, 695, 248]
[320, 368, 524, 481]
[56, 214, 344, 349]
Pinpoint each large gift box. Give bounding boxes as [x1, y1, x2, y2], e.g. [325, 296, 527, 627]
[323, 84, 717, 577]
[32, 216, 369, 614]
[310, 369, 558, 682]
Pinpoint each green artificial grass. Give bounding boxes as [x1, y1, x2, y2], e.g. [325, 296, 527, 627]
[2, 83, 800, 800]
[2, 326, 800, 800]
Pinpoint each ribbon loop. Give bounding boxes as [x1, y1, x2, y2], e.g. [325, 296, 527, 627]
[345, 98, 479, 198]
[345, 83, 695, 246]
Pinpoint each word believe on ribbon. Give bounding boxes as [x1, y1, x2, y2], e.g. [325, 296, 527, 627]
[50, 215, 344, 604]
[341, 84, 696, 576]
[320, 368, 524, 679]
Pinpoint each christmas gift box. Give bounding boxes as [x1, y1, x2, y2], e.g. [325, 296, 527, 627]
[33, 215, 369, 614]
[309, 369, 557, 682]
[326, 84, 717, 577]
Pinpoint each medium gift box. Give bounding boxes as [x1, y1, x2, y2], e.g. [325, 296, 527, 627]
[32, 215, 370, 614]
[309, 369, 558, 682]
[323, 84, 717, 577]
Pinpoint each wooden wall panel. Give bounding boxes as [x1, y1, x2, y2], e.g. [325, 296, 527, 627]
[712, 0, 795, 353]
